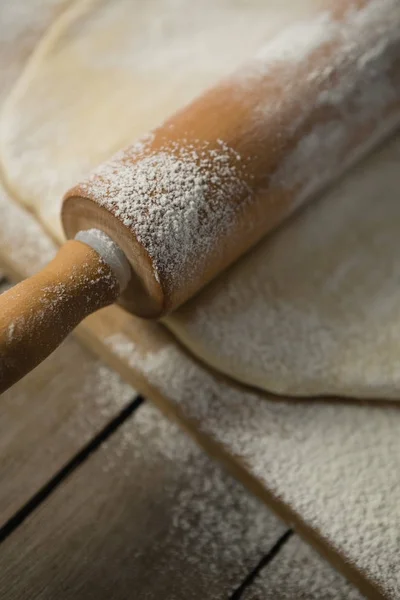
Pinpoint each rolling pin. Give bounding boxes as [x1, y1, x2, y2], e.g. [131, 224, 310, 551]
[1, 0, 400, 393]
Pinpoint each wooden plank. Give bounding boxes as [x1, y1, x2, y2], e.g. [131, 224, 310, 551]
[0, 402, 287, 600]
[0, 184, 395, 600]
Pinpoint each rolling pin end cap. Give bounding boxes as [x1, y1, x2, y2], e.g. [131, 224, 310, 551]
[75, 229, 131, 293]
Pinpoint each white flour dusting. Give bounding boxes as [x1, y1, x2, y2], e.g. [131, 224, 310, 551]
[253, 11, 333, 68]
[79, 138, 249, 290]
[2, 249, 117, 353]
[75, 228, 131, 291]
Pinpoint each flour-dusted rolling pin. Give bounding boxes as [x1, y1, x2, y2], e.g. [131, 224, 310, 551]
[1, 0, 400, 393]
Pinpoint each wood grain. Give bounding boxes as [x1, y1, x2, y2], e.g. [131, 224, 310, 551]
[0, 399, 364, 600]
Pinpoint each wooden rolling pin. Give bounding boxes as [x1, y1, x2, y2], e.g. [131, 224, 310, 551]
[1, 0, 400, 393]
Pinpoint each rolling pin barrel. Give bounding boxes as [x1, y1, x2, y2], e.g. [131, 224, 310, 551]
[63, 0, 400, 318]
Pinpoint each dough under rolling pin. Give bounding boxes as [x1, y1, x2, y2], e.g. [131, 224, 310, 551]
[1, 0, 400, 393]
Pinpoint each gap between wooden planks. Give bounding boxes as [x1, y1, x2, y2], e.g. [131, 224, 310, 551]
[0, 188, 397, 600]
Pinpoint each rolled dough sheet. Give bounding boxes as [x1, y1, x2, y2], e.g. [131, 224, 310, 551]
[1, 0, 400, 399]
[169, 136, 400, 398]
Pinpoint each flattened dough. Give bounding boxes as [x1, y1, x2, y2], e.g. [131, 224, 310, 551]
[2, 0, 400, 399]
[168, 137, 400, 398]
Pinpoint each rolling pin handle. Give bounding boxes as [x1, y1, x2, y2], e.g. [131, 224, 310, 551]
[0, 234, 129, 394]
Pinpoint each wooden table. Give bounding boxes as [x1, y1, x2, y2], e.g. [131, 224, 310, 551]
[0, 274, 363, 599]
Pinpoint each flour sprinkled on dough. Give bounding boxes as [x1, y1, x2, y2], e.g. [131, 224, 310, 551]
[80, 138, 249, 291]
